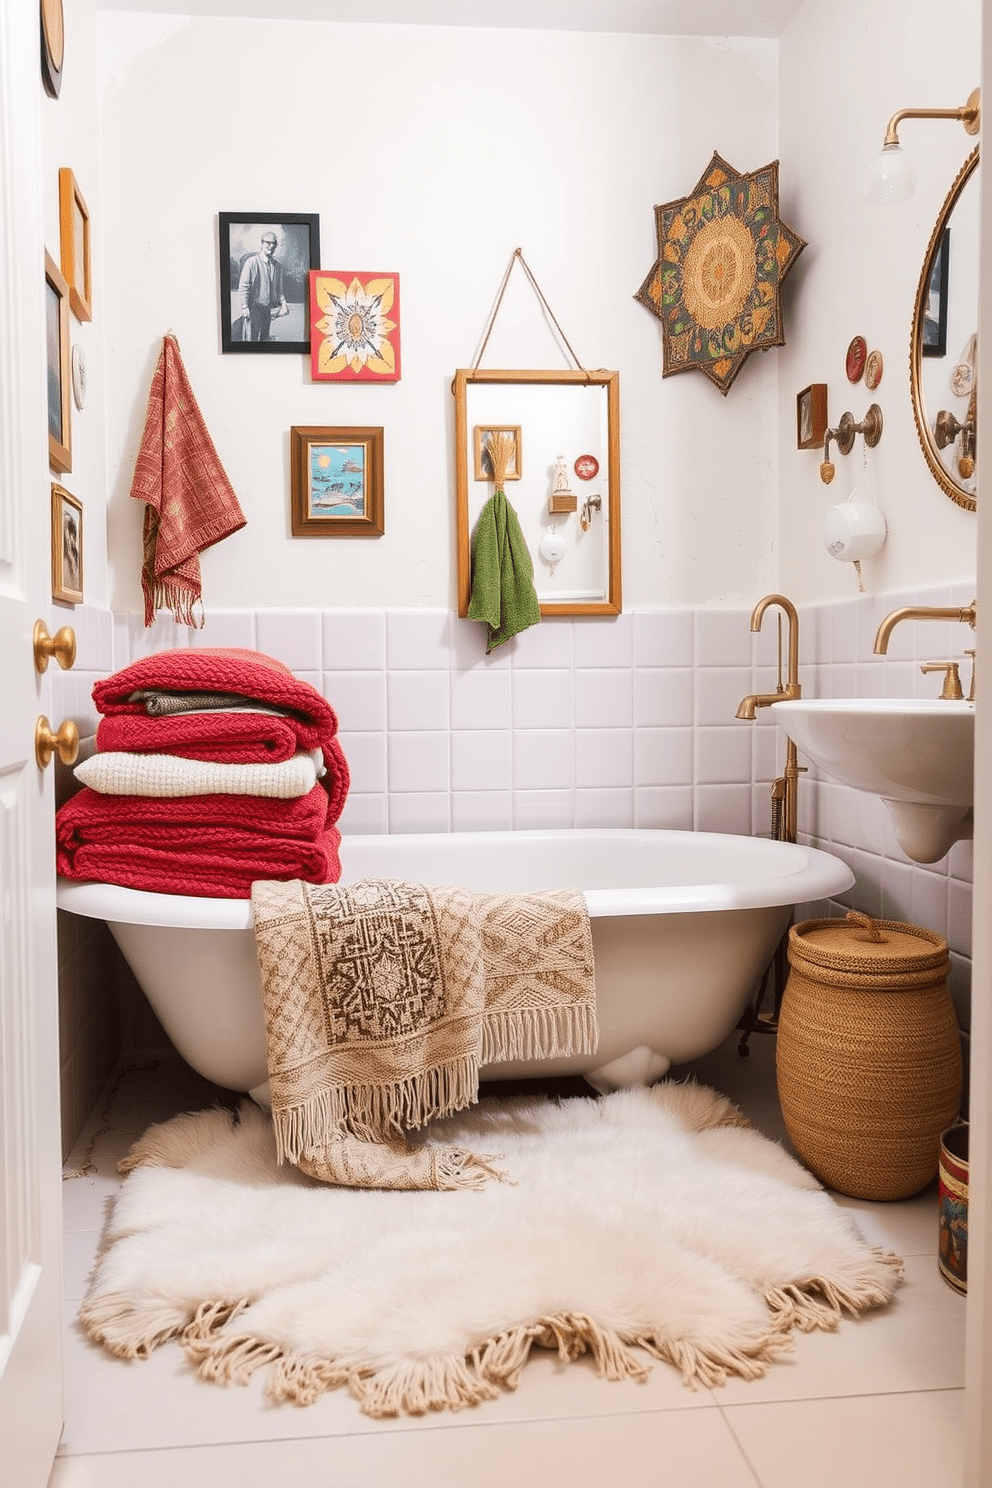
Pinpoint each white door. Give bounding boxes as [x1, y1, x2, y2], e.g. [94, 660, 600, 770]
[0, 0, 68, 1480]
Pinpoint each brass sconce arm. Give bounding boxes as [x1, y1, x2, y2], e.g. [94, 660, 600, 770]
[819, 405, 884, 484]
[883, 88, 981, 146]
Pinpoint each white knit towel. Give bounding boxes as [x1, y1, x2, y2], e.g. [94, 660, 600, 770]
[74, 750, 322, 799]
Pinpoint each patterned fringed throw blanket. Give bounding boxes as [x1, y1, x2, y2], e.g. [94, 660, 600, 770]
[250, 877, 598, 1190]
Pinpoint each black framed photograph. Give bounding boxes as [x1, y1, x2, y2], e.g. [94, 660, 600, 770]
[922, 227, 949, 359]
[219, 212, 320, 353]
[45, 250, 71, 474]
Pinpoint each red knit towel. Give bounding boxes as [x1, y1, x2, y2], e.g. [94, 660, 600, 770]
[95, 710, 313, 764]
[131, 335, 247, 627]
[55, 783, 341, 898]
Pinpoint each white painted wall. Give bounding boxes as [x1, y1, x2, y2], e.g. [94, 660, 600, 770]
[777, 0, 980, 603]
[96, 16, 783, 613]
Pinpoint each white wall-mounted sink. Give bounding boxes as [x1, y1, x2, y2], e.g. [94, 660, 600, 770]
[771, 698, 974, 864]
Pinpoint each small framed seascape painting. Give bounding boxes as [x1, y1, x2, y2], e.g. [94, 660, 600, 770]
[220, 212, 320, 353]
[290, 426, 384, 538]
[51, 482, 83, 603]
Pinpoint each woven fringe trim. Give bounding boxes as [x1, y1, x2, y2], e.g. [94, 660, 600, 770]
[481, 1003, 599, 1066]
[272, 1055, 481, 1163]
[762, 1249, 905, 1334]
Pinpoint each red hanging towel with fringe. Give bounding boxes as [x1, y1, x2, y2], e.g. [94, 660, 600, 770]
[130, 333, 247, 626]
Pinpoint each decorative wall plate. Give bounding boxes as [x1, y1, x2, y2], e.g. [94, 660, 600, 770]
[634, 152, 806, 395]
[846, 336, 867, 383]
[71, 342, 87, 409]
[40, 0, 64, 98]
[864, 349, 883, 391]
[574, 454, 599, 480]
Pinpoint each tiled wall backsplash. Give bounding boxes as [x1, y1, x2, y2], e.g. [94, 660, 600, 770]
[54, 581, 975, 1151]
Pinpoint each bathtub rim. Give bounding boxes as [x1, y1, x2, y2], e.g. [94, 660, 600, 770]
[55, 827, 853, 930]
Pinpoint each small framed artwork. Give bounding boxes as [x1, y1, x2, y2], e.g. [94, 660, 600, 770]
[922, 227, 950, 359]
[309, 271, 401, 382]
[473, 424, 521, 481]
[290, 426, 384, 538]
[58, 167, 92, 321]
[51, 482, 83, 603]
[45, 251, 71, 474]
[219, 212, 320, 353]
[796, 383, 828, 450]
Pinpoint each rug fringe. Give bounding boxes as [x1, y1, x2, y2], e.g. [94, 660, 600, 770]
[763, 1249, 905, 1333]
[79, 1290, 191, 1359]
[642, 1329, 793, 1389]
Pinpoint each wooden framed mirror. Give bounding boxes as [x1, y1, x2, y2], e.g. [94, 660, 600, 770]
[910, 145, 979, 511]
[454, 368, 621, 618]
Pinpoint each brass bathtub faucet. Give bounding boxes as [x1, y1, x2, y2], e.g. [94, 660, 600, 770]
[735, 594, 804, 846]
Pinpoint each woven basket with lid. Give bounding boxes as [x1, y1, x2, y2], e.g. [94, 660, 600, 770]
[776, 911, 962, 1200]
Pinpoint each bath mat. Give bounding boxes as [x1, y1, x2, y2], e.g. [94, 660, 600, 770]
[79, 1081, 903, 1418]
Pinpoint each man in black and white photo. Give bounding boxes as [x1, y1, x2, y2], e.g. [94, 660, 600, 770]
[238, 229, 288, 342]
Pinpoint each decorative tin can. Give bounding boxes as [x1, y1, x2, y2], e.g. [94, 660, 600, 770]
[938, 1122, 969, 1294]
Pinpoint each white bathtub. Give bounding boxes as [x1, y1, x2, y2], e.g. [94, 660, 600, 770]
[56, 828, 853, 1098]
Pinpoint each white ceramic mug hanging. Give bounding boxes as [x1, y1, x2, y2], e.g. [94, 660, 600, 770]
[823, 450, 885, 591]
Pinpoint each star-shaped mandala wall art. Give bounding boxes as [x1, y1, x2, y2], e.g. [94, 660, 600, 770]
[635, 152, 806, 395]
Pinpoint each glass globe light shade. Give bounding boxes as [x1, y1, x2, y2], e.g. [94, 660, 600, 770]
[864, 143, 917, 205]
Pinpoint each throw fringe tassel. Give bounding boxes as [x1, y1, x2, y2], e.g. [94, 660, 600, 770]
[481, 1004, 599, 1065]
[763, 1250, 905, 1334]
[643, 1330, 792, 1390]
[79, 1291, 192, 1359]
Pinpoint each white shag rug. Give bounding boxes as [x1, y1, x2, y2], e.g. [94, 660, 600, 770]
[80, 1081, 904, 1418]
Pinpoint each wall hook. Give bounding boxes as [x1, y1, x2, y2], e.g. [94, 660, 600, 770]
[580, 494, 602, 530]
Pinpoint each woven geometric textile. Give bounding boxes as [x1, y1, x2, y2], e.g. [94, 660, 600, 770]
[79, 1082, 904, 1418]
[251, 877, 597, 1189]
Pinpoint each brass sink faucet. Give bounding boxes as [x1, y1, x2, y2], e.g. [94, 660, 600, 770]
[735, 593, 804, 846]
[873, 600, 976, 699]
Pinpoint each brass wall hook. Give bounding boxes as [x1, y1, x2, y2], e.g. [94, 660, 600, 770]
[819, 404, 884, 483]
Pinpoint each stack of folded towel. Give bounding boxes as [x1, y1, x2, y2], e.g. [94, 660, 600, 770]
[55, 647, 349, 899]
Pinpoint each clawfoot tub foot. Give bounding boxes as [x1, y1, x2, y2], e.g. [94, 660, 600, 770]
[584, 1045, 672, 1095]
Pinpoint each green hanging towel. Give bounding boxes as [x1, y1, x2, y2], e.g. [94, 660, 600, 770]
[467, 487, 541, 653]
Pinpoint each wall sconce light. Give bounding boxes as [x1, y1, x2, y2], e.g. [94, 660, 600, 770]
[864, 87, 980, 204]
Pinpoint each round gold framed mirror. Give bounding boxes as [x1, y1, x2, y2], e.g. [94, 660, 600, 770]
[910, 145, 979, 512]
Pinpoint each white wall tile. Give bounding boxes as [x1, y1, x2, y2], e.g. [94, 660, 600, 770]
[696, 726, 753, 785]
[633, 668, 693, 728]
[387, 731, 450, 792]
[512, 730, 573, 791]
[387, 793, 450, 833]
[322, 671, 386, 733]
[572, 613, 633, 668]
[512, 789, 575, 829]
[696, 668, 752, 727]
[338, 731, 387, 793]
[575, 728, 633, 789]
[191, 610, 256, 650]
[634, 785, 694, 829]
[337, 793, 387, 835]
[695, 609, 751, 667]
[322, 610, 386, 670]
[450, 731, 512, 792]
[575, 788, 633, 828]
[449, 616, 507, 672]
[828, 601, 859, 664]
[386, 670, 449, 730]
[511, 669, 573, 730]
[451, 791, 512, 832]
[911, 868, 949, 941]
[255, 610, 322, 669]
[450, 668, 512, 730]
[633, 609, 694, 668]
[385, 610, 451, 669]
[947, 877, 973, 957]
[575, 669, 632, 729]
[634, 727, 693, 788]
[510, 620, 573, 669]
[695, 784, 751, 835]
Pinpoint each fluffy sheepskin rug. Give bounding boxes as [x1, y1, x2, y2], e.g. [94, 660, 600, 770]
[79, 1081, 903, 1418]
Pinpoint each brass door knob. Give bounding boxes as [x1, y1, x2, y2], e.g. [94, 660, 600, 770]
[33, 619, 76, 672]
[35, 716, 79, 769]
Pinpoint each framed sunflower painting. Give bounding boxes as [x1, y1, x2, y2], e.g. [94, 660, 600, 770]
[309, 271, 401, 382]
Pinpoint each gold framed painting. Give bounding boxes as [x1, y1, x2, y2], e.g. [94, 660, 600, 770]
[796, 383, 828, 450]
[290, 426, 384, 537]
[51, 482, 83, 603]
[59, 167, 92, 321]
[473, 424, 521, 482]
[45, 250, 72, 475]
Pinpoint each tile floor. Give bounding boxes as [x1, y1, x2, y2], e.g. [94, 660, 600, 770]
[52, 1032, 966, 1488]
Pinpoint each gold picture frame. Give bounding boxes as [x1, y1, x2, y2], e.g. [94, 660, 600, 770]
[51, 482, 83, 604]
[796, 383, 828, 450]
[45, 251, 71, 475]
[290, 425, 384, 537]
[473, 424, 521, 482]
[59, 167, 92, 321]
